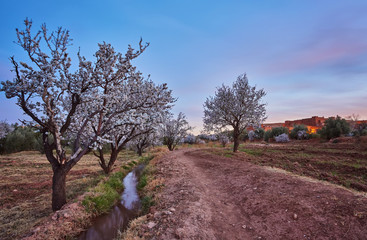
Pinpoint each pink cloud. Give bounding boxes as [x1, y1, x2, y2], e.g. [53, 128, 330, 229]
[265, 37, 367, 75]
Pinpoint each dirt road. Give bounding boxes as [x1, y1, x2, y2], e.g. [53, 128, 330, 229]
[146, 148, 367, 239]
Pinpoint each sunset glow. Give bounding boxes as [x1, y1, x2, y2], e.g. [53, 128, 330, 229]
[0, 1, 366, 134]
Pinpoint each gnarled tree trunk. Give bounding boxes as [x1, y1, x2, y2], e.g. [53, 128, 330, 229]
[233, 127, 240, 152]
[51, 167, 68, 211]
[137, 146, 143, 156]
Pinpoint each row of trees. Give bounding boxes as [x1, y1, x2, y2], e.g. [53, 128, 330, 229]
[0, 117, 192, 156]
[0, 19, 191, 211]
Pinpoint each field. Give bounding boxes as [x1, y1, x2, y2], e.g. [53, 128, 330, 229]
[0, 150, 138, 240]
[1, 138, 367, 239]
[208, 137, 367, 192]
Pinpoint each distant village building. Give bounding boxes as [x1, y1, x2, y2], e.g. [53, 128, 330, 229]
[262, 116, 326, 133]
[261, 116, 367, 134]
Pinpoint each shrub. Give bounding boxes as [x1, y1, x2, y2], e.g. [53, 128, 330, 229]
[297, 130, 309, 140]
[264, 130, 272, 142]
[248, 128, 265, 141]
[197, 139, 206, 144]
[241, 130, 249, 141]
[0, 121, 14, 139]
[254, 128, 265, 139]
[183, 134, 196, 144]
[0, 126, 43, 154]
[263, 127, 289, 142]
[275, 133, 290, 143]
[318, 116, 350, 140]
[353, 123, 367, 137]
[248, 130, 255, 141]
[309, 133, 321, 139]
[271, 127, 289, 137]
[290, 125, 309, 139]
[198, 134, 217, 141]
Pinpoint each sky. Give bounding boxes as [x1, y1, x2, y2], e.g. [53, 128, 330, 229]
[0, 0, 366, 134]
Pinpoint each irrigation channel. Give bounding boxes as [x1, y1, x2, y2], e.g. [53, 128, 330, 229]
[79, 164, 145, 240]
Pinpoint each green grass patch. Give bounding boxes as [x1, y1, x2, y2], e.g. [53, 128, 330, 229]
[140, 195, 155, 215]
[122, 165, 131, 170]
[82, 182, 120, 215]
[105, 171, 124, 191]
[351, 163, 362, 169]
[135, 155, 159, 215]
[265, 149, 282, 153]
[82, 159, 141, 215]
[240, 148, 263, 156]
[137, 174, 148, 191]
[293, 152, 314, 159]
[66, 176, 101, 200]
[138, 155, 154, 165]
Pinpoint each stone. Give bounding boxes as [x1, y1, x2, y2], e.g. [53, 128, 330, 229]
[163, 210, 172, 215]
[154, 212, 162, 219]
[147, 221, 156, 229]
[293, 213, 298, 220]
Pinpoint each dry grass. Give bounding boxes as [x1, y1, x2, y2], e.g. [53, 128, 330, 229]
[118, 215, 148, 240]
[0, 150, 137, 240]
[118, 151, 168, 240]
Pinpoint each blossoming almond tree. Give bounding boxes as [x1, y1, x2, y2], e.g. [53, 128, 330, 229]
[128, 118, 165, 156]
[89, 78, 174, 174]
[0, 19, 150, 210]
[161, 112, 192, 151]
[203, 73, 267, 152]
[128, 130, 159, 156]
[71, 42, 175, 174]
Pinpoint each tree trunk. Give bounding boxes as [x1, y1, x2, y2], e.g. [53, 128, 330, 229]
[102, 148, 119, 174]
[233, 128, 240, 152]
[101, 164, 111, 174]
[168, 143, 173, 151]
[52, 167, 68, 211]
[137, 147, 143, 156]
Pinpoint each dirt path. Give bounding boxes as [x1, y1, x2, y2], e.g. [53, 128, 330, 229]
[146, 148, 367, 239]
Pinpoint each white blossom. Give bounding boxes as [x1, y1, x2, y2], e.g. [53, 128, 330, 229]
[203, 73, 266, 152]
[160, 112, 192, 151]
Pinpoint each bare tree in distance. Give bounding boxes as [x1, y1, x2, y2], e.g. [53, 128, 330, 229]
[203, 73, 267, 152]
[161, 112, 192, 151]
[0, 19, 149, 210]
[346, 113, 360, 130]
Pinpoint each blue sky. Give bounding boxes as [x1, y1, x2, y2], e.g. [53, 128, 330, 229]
[1, 0, 366, 133]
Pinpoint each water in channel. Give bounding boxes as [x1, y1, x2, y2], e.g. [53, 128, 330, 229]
[79, 165, 144, 240]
